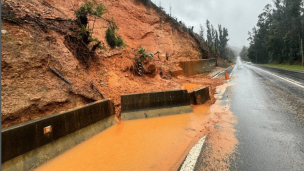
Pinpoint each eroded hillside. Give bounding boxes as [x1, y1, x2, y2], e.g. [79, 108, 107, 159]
[1, 0, 225, 128]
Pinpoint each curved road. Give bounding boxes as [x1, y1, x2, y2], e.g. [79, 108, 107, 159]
[196, 57, 304, 170]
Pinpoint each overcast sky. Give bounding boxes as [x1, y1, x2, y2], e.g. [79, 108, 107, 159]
[152, 0, 273, 48]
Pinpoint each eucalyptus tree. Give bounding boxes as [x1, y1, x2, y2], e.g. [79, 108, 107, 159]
[248, 0, 304, 64]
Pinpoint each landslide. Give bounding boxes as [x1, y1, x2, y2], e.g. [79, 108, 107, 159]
[1, 0, 224, 128]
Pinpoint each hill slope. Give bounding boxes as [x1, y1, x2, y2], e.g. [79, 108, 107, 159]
[1, 0, 223, 128]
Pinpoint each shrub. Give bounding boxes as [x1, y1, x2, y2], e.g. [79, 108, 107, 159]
[138, 46, 154, 59]
[75, 1, 108, 46]
[72, 0, 108, 68]
[135, 0, 151, 7]
[133, 46, 154, 76]
[116, 35, 124, 47]
[105, 27, 116, 48]
[134, 46, 154, 64]
[105, 19, 125, 48]
[75, 0, 107, 26]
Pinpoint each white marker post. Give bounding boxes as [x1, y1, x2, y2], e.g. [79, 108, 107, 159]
[301, 39, 303, 67]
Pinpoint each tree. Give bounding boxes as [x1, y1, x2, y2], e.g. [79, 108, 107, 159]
[199, 24, 205, 40]
[215, 30, 219, 48]
[211, 24, 216, 47]
[248, 1, 303, 64]
[158, 1, 164, 11]
[239, 46, 249, 60]
[206, 20, 212, 46]
[218, 25, 229, 58]
[204, 20, 232, 60]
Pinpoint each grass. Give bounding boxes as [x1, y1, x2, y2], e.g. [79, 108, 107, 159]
[264, 64, 304, 71]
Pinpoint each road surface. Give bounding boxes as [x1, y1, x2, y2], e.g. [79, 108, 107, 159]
[195, 57, 304, 170]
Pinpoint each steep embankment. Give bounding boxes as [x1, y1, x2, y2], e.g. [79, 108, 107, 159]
[1, 0, 223, 128]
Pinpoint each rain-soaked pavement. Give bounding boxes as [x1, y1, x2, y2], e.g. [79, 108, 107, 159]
[196, 57, 304, 170]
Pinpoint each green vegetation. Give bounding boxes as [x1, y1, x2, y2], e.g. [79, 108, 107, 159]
[71, 0, 113, 68]
[71, 0, 125, 69]
[3, 16, 18, 24]
[248, 0, 304, 65]
[264, 64, 304, 71]
[74, 0, 107, 50]
[134, 46, 154, 63]
[105, 19, 124, 48]
[133, 46, 154, 76]
[74, 0, 107, 27]
[135, 0, 151, 6]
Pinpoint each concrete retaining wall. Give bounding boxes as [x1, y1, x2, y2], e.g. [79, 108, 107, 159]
[121, 90, 193, 120]
[2, 87, 211, 170]
[1, 99, 116, 171]
[189, 87, 211, 105]
[179, 59, 216, 76]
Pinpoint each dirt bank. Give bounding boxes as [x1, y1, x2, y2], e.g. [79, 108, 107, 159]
[1, 0, 228, 128]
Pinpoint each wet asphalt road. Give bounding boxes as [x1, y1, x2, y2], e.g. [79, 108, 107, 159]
[255, 65, 304, 85]
[196, 57, 304, 170]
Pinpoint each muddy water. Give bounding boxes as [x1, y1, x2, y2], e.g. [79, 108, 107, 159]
[183, 83, 200, 91]
[35, 105, 210, 171]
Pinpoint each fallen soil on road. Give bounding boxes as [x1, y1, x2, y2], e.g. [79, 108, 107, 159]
[194, 83, 239, 171]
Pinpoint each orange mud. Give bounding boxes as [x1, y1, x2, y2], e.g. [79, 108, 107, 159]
[33, 83, 237, 171]
[183, 83, 200, 92]
[35, 105, 210, 171]
[35, 83, 237, 171]
[197, 83, 238, 170]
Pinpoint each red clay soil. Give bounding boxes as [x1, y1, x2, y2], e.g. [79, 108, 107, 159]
[196, 84, 238, 171]
[170, 84, 238, 171]
[1, 0, 226, 128]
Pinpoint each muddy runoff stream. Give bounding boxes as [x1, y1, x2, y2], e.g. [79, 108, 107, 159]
[35, 84, 237, 171]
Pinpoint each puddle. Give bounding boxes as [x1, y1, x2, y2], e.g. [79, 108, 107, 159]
[183, 83, 200, 92]
[35, 105, 210, 171]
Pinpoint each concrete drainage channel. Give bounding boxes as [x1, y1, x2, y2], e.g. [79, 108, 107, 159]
[121, 90, 193, 120]
[1, 100, 117, 171]
[1, 87, 211, 171]
[2, 59, 216, 171]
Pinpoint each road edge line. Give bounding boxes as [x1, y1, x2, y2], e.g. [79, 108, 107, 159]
[257, 64, 304, 74]
[253, 66, 304, 88]
[212, 66, 233, 79]
[180, 136, 207, 171]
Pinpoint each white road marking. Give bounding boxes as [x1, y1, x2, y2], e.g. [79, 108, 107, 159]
[212, 70, 225, 78]
[180, 136, 206, 171]
[229, 66, 235, 78]
[251, 66, 304, 89]
[211, 66, 234, 79]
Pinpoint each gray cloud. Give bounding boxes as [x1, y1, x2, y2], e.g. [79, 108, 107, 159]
[153, 0, 273, 48]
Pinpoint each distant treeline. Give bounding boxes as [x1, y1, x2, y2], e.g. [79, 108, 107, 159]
[247, 0, 304, 64]
[239, 46, 249, 61]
